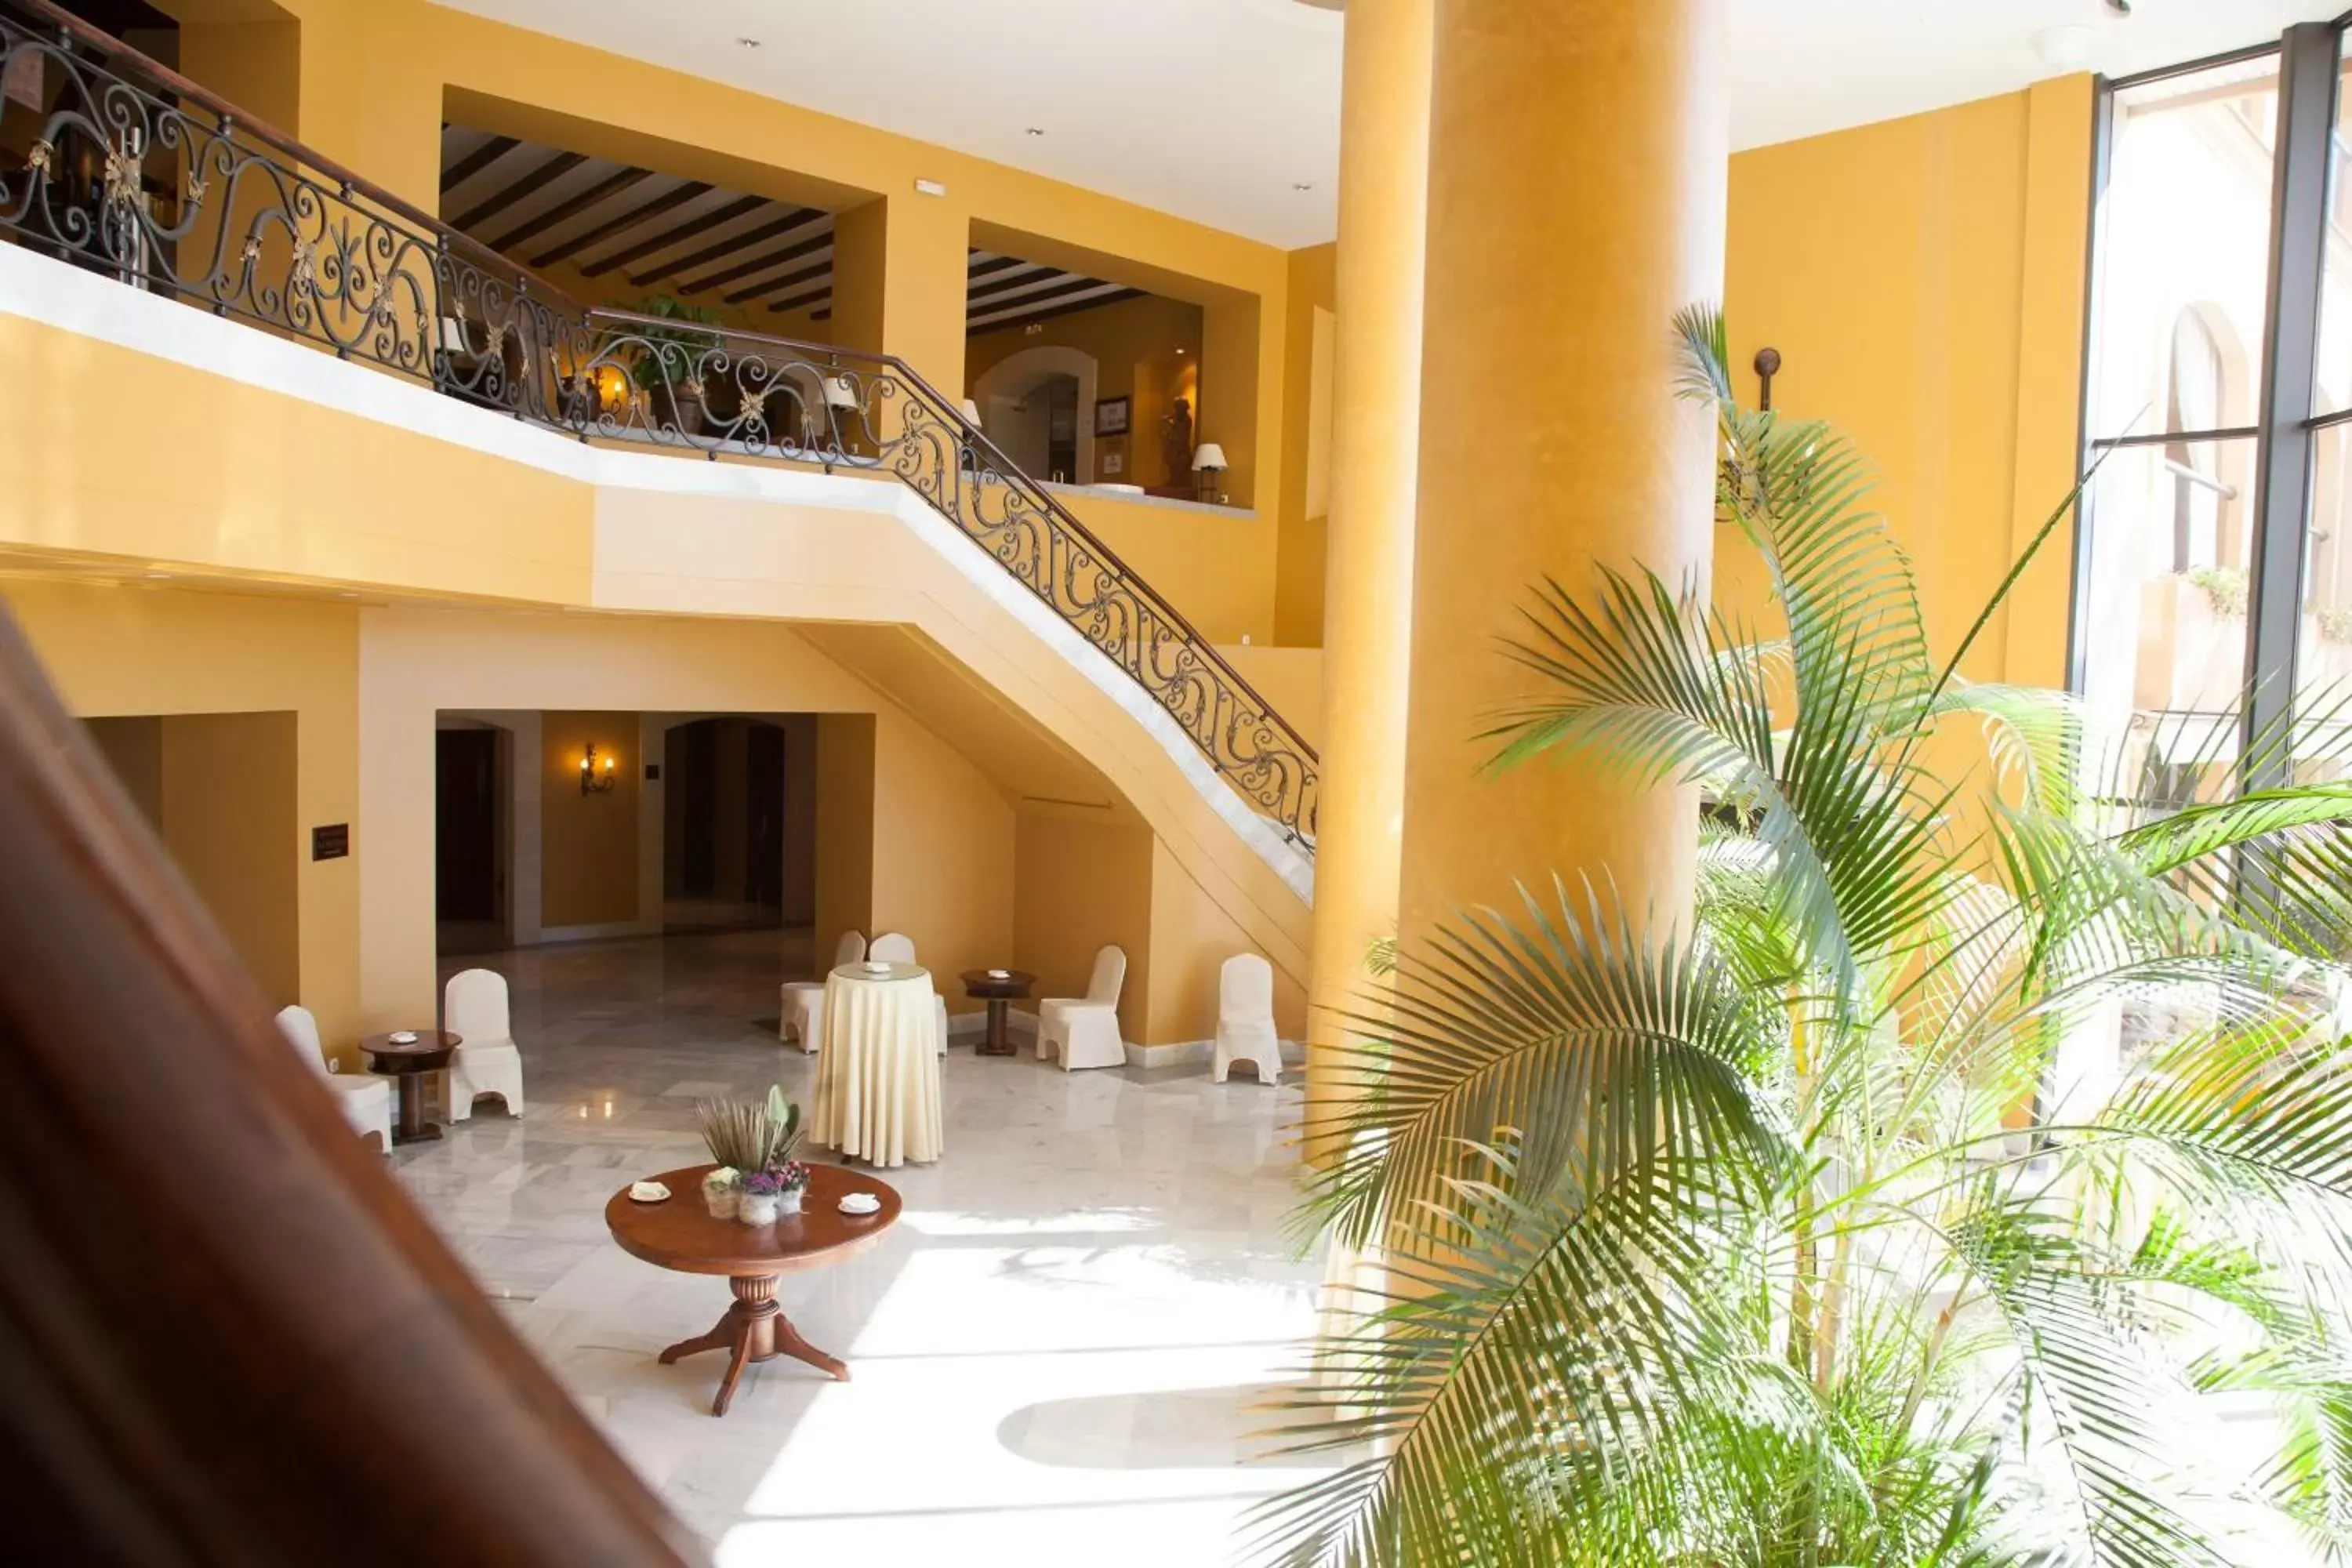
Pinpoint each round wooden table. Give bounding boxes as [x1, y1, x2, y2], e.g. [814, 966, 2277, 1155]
[604, 1163, 901, 1417]
[959, 969, 1036, 1057]
[359, 1029, 460, 1145]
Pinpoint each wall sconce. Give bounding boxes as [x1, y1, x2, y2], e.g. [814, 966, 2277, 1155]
[579, 742, 619, 796]
[1192, 442, 1228, 506]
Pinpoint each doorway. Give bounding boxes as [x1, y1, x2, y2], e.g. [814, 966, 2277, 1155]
[663, 717, 792, 933]
[435, 726, 506, 953]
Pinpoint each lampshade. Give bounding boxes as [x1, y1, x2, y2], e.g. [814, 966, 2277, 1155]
[960, 398, 982, 424]
[1192, 443, 1229, 472]
[822, 373, 860, 410]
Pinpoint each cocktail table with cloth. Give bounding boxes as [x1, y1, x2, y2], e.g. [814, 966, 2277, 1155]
[781, 928, 866, 1052]
[808, 960, 944, 1167]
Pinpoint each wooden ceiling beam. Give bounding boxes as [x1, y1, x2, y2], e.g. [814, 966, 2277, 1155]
[584, 194, 765, 279]
[728, 256, 831, 306]
[438, 134, 518, 194]
[483, 165, 652, 254]
[967, 272, 1116, 316]
[968, 286, 1142, 336]
[448, 151, 585, 234]
[662, 210, 830, 292]
[528, 180, 711, 269]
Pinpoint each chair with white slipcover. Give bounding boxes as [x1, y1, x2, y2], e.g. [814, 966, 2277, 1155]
[443, 967, 526, 1122]
[782, 929, 866, 1052]
[1212, 953, 1281, 1086]
[274, 1004, 392, 1152]
[869, 931, 950, 1054]
[1037, 946, 1128, 1071]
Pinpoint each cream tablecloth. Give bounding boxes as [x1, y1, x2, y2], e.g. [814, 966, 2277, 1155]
[808, 962, 944, 1167]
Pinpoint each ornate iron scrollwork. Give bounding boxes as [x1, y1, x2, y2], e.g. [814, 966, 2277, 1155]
[0, 0, 1318, 855]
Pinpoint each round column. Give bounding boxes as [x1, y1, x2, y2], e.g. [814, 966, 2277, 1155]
[1306, 0, 1436, 1142]
[1396, 0, 1730, 946]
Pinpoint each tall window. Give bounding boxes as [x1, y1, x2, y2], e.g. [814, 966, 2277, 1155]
[2080, 29, 2352, 799]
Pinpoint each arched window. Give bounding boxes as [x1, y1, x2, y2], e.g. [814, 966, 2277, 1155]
[2164, 309, 2229, 572]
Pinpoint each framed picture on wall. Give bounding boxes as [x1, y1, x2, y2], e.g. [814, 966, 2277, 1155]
[1093, 395, 1131, 437]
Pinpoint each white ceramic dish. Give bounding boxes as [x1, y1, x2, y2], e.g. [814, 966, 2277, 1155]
[986, 968, 1009, 978]
[389, 1029, 418, 1044]
[862, 960, 890, 974]
[837, 1192, 881, 1216]
[628, 1180, 671, 1203]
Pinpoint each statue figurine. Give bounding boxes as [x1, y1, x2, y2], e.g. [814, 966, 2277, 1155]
[1161, 396, 1193, 488]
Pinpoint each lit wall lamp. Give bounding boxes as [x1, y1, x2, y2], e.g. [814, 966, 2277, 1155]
[579, 742, 619, 796]
[1192, 442, 1229, 506]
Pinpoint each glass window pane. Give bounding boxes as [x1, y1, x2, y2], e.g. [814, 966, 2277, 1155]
[2077, 438, 2257, 773]
[2314, 37, 2352, 417]
[2296, 423, 2352, 779]
[2090, 56, 2280, 441]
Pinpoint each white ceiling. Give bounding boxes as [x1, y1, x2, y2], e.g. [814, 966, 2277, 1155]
[428, 0, 2344, 250]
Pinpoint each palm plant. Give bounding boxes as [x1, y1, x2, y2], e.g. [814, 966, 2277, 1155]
[1256, 308, 2352, 1566]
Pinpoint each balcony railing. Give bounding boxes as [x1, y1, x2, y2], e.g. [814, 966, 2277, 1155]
[0, 0, 1319, 855]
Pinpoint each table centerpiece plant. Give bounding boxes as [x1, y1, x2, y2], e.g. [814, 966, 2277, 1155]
[694, 1085, 805, 1226]
[700, 1167, 739, 1220]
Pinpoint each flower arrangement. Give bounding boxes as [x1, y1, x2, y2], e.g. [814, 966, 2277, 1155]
[695, 1087, 810, 1224]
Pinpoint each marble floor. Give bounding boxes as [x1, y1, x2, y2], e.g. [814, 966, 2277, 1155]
[395, 930, 1335, 1565]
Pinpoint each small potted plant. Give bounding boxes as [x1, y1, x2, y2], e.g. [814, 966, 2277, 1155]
[701, 1166, 740, 1220]
[738, 1167, 786, 1225]
[771, 1159, 812, 1217]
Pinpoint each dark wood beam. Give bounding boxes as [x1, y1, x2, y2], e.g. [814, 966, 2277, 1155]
[968, 286, 1142, 336]
[811, 307, 831, 322]
[584, 194, 764, 279]
[528, 180, 711, 269]
[968, 273, 1116, 317]
[967, 254, 1030, 281]
[682, 230, 831, 297]
[483, 165, 652, 253]
[768, 286, 831, 314]
[438, 134, 518, 194]
[728, 256, 831, 306]
[448, 151, 584, 234]
[659, 209, 829, 291]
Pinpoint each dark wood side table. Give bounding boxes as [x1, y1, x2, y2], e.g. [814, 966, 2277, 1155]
[359, 1029, 460, 1145]
[604, 1163, 901, 1417]
[959, 969, 1035, 1058]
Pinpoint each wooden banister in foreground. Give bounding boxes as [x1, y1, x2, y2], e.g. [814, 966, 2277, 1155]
[0, 603, 696, 1564]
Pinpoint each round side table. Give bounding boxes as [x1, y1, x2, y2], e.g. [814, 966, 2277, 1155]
[359, 1029, 459, 1145]
[604, 1163, 901, 1416]
[960, 969, 1035, 1058]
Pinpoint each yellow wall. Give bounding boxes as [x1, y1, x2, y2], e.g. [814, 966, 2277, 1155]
[0, 314, 593, 604]
[1722, 77, 2093, 685]
[85, 710, 303, 1007]
[1014, 811, 1156, 1043]
[1147, 837, 1306, 1043]
[7, 579, 361, 1053]
[869, 711, 1017, 986]
[814, 713, 876, 961]
[539, 710, 639, 927]
[1275, 242, 1337, 646]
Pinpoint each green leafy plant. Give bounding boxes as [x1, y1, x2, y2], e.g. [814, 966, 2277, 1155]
[2185, 564, 2249, 619]
[1257, 307, 2352, 1567]
[694, 1084, 802, 1174]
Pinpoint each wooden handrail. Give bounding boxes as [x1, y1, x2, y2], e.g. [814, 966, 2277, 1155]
[0, 602, 697, 1562]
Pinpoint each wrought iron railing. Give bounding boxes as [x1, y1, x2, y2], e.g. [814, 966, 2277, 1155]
[0, 0, 1319, 852]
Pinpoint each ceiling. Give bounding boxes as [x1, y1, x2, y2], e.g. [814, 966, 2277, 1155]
[438, 128, 1138, 332]
[430, 1, 2343, 251]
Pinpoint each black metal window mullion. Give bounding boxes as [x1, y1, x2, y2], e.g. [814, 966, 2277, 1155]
[2244, 21, 2339, 788]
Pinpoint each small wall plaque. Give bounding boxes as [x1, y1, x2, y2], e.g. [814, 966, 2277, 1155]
[645, 763, 661, 782]
[311, 823, 350, 862]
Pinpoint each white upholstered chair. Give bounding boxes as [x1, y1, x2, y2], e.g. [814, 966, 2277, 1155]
[1038, 946, 1128, 1071]
[443, 967, 526, 1122]
[869, 931, 950, 1054]
[1212, 953, 1281, 1085]
[274, 1004, 392, 1152]
[782, 929, 866, 1052]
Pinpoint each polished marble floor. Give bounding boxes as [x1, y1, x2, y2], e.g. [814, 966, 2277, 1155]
[396, 930, 1334, 1565]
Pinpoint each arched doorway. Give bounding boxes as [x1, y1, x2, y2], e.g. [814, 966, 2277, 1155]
[971, 345, 1099, 484]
